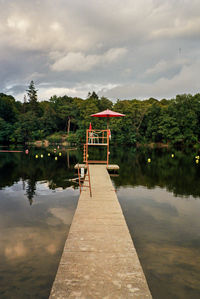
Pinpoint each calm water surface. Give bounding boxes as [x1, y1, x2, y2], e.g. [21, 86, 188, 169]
[0, 146, 200, 298]
[111, 147, 200, 299]
[0, 147, 79, 298]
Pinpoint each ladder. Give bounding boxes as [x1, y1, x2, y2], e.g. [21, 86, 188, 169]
[77, 163, 92, 197]
[83, 144, 86, 162]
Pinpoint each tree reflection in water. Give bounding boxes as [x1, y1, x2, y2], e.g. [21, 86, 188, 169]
[0, 145, 200, 298]
[0, 147, 80, 205]
[26, 179, 36, 205]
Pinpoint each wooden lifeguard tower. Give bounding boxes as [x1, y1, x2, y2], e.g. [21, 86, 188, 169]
[83, 129, 110, 166]
[76, 111, 125, 196]
[76, 129, 110, 197]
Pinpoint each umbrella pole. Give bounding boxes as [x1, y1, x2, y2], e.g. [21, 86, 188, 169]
[107, 117, 109, 129]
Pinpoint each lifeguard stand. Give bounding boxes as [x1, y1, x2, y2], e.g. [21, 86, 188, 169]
[83, 129, 110, 166]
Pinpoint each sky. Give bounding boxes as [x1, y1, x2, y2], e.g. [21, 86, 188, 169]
[1, 0, 200, 102]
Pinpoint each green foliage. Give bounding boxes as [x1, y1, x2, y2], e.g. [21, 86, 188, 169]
[0, 87, 200, 147]
[26, 80, 41, 115]
[66, 133, 77, 144]
[0, 93, 19, 123]
[46, 132, 64, 143]
[0, 117, 13, 143]
[75, 129, 86, 144]
[143, 104, 162, 142]
[26, 80, 38, 103]
[11, 111, 44, 143]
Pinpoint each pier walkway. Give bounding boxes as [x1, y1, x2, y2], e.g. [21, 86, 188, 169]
[50, 165, 152, 298]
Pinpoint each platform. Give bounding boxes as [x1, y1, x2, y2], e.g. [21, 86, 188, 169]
[49, 165, 152, 298]
[74, 164, 119, 171]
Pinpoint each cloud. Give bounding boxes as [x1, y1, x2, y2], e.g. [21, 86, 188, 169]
[51, 48, 127, 72]
[150, 14, 200, 40]
[13, 82, 118, 101]
[145, 60, 177, 76]
[7, 16, 30, 32]
[142, 57, 189, 79]
[51, 52, 100, 72]
[104, 48, 128, 63]
[5, 242, 27, 259]
[0, 0, 200, 100]
[100, 58, 200, 100]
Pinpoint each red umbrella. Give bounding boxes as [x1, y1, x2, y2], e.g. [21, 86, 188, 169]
[91, 109, 125, 128]
[89, 122, 92, 131]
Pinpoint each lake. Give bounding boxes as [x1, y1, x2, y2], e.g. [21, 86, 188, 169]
[0, 146, 200, 298]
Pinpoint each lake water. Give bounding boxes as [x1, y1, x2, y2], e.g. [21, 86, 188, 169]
[0, 147, 80, 298]
[0, 146, 200, 298]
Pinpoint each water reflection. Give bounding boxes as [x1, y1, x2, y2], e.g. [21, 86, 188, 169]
[111, 147, 200, 198]
[0, 147, 80, 298]
[0, 147, 81, 204]
[26, 179, 36, 205]
[111, 147, 200, 299]
[1, 146, 200, 298]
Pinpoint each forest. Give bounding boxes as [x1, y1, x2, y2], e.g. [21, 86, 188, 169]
[0, 81, 200, 147]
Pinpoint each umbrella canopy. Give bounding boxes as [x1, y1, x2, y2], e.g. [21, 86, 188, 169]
[91, 109, 125, 129]
[91, 109, 125, 118]
[90, 109, 125, 129]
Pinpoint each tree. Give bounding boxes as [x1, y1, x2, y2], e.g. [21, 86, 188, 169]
[0, 93, 18, 123]
[169, 94, 198, 145]
[0, 117, 13, 143]
[26, 81, 40, 114]
[41, 103, 58, 136]
[50, 95, 79, 134]
[87, 91, 99, 100]
[12, 111, 43, 143]
[98, 97, 113, 111]
[144, 104, 162, 142]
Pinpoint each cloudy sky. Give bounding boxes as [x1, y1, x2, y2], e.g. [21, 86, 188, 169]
[1, 0, 200, 101]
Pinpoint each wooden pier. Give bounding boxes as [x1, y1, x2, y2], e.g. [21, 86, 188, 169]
[49, 165, 152, 298]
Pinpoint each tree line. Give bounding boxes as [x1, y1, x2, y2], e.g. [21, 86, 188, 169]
[0, 80, 200, 147]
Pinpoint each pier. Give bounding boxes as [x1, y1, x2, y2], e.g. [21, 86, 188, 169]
[49, 165, 152, 298]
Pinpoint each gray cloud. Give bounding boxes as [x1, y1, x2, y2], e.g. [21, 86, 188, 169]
[50, 48, 127, 72]
[0, 0, 200, 101]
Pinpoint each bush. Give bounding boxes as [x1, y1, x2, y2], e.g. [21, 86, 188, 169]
[46, 132, 64, 143]
[66, 133, 77, 144]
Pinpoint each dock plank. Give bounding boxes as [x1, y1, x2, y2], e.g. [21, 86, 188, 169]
[49, 165, 152, 298]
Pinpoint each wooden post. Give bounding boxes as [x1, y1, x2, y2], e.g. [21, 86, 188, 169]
[77, 164, 82, 193]
[107, 129, 109, 166]
[87, 165, 92, 197]
[86, 130, 89, 164]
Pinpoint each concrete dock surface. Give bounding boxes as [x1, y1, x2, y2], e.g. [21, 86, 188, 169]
[49, 165, 152, 298]
[74, 164, 119, 171]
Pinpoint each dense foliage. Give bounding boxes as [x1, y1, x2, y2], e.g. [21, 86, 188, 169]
[0, 82, 200, 146]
